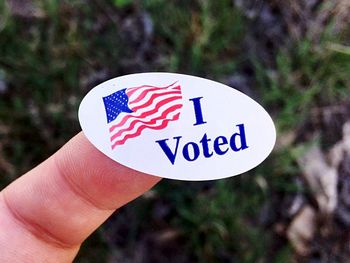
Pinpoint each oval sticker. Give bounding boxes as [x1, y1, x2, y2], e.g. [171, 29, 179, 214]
[79, 73, 276, 181]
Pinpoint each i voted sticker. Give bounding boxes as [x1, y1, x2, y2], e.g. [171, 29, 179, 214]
[78, 73, 276, 181]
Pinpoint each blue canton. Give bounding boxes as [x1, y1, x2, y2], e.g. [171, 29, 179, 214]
[103, 88, 133, 123]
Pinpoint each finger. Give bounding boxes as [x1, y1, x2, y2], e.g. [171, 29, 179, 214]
[0, 132, 161, 262]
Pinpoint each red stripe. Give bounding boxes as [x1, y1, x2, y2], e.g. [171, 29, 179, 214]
[126, 85, 159, 97]
[131, 89, 181, 112]
[128, 85, 180, 105]
[109, 95, 182, 132]
[110, 104, 183, 142]
[111, 112, 181, 149]
[129, 87, 164, 104]
[126, 81, 178, 97]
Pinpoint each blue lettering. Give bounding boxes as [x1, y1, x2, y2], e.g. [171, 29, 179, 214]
[183, 142, 200, 161]
[155, 124, 248, 164]
[230, 124, 248, 151]
[199, 133, 213, 158]
[155, 136, 182, 165]
[214, 136, 229, 155]
[189, 97, 206, 126]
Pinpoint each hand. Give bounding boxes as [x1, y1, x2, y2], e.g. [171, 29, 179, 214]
[0, 132, 161, 262]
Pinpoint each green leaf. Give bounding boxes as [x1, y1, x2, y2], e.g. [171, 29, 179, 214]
[113, 0, 133, 8]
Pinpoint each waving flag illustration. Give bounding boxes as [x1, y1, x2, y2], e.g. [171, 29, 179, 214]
[103, 82, 182, 149]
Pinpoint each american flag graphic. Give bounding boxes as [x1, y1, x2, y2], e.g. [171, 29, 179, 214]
[103, 82, 182, 149]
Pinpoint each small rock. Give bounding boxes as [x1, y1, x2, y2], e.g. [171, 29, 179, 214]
[298, 145, 338, 214]
[287, 205, 316, 256]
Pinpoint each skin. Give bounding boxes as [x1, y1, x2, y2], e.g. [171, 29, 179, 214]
[0, 132, 161, 262]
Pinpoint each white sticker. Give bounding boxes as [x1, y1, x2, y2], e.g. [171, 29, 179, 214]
[79, 73, 276, 181]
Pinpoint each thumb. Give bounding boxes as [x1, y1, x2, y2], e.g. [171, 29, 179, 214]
[0, 132, 161, 262]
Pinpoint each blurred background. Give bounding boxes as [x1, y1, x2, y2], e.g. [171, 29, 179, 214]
[0, 0, 350, 262]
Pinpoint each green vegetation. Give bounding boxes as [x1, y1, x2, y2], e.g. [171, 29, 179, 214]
[143, 0, 244, 75]
[256, 38, 350, 131]
[0, 0, 349, 262]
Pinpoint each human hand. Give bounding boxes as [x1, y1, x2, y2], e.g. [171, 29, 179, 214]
[0, 132, 161, 262]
